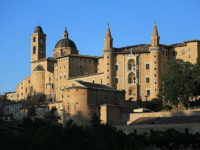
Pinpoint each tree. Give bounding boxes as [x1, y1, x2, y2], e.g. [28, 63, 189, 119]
[161, 59, 194, 107]
[192, 58, 200, 99]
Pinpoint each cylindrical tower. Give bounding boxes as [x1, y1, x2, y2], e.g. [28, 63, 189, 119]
[149, 23, 161, 99]
[103, 24, 114, 88]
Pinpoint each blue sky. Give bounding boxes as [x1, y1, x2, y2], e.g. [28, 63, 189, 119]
[0, 0, 200, 94]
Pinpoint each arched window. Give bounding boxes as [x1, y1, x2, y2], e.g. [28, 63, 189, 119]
[40, 48, 43, 54]
[128, 72, 136, 84]
[128, 59, 135, 70]
[40, 38, 43, 43]
[33, 37, 36, 42]
[33, 46, 36, 54]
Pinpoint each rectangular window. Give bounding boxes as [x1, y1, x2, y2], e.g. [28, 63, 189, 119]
[115, 64, 118, 71]
[146, 77, 150, 83]
[146, 64, 150, 70]
[129, 90, 132, 95]
[146, 90, 150, 96]
[115, 78, 118, 84]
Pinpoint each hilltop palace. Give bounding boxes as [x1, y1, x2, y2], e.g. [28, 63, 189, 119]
[5, 24, 200, 125]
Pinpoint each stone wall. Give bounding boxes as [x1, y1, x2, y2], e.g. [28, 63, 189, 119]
[127, 109, 200, 124]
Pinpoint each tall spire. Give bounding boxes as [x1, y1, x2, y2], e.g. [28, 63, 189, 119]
[151, 21, 160, 47]
[152, 21, 159, 37]
[105, 22, 112, 39]
[63, 27, 68, 39]
[103, 23, 113, 50]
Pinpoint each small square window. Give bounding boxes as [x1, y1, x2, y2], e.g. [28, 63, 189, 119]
[115, 78, 118, 84]
[146, 64, 150, 70]
[115, 64, 118, 71]
[146, 90, 150, 96]
[107, 69, 109, 72]
[129, 90, 132, 95]
[146, 77, 150, 83]
[154, 68, 157, 70]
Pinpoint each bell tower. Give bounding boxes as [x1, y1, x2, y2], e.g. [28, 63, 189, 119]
[31, 26, 46, 62]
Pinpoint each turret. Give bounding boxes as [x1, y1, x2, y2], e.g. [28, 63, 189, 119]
[103, 23, 113, 50]
[149, 22, 161, 99]
[151, 22, 160, 47]
[103, 24, 114, 88]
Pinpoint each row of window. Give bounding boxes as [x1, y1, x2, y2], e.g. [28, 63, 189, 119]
[145, 77, 157, 84]
[128, 89, 151, 96]
[32, 46, 44, 54]
[145, 64, 157, 70]
[66, 102, 79, 112]
[33, 37, 44, 43]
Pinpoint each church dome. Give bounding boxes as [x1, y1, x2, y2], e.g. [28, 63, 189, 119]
[55, 28, 77, 49]
[34, 26, 43, 33]
[55, 38, 77, 49]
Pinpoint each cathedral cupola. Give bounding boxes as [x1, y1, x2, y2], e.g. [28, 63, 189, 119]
[55, 28, 77, 49]
[151, 22, 160, 47]
[53, 27, 78, 57]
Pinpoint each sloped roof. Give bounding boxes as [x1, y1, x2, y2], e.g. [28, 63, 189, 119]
[75, 80, 117, 91]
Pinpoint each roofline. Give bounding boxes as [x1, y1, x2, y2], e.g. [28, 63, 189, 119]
[63, 86, 125, 92]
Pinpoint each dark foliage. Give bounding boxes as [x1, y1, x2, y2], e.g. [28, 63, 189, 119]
[1, 118, 200, 150]
[162, 59, 200, 108]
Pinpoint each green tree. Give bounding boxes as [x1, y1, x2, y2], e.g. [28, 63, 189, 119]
[162, 59, 194, 107]
[192, 58, 200, 99]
